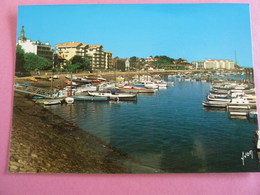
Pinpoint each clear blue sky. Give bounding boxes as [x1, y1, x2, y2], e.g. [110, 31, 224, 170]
[17, 4, 253, 67]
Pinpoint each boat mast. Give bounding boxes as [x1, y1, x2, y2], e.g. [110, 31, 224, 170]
[70, 72, 72, 97]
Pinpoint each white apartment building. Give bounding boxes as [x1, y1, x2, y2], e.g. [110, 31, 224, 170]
[192, 61, 205, 69]
[17, 26, 54, 62]
[192, 59, 235, 70]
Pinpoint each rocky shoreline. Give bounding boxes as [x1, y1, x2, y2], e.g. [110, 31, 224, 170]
[9, 72, 166, 173]
[9, 93, 147, 173]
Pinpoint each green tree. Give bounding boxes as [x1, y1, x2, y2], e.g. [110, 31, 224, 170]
[129, 56, 138, 68]
[15, 45, 26, 73]
[24, 53, 52, 71]
[116, 60, 126, 71]
[152, 55, 174, 68]
[66, 63, 82, 72]
[69, 56, 91, 71]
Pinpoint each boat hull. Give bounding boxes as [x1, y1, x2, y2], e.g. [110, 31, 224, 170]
[202, 101, 228, 108]
[72, 96, 109, 101]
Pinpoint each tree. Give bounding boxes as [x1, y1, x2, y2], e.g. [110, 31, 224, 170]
[66, 63, 82, 72]
[151, 55, 174, 68]
[129, 56, 138, 68]
[69, 56, 91, 71]
[15, 45, 26, 73]
[24, 53, 52, 71]
[116, 60, 126, 71]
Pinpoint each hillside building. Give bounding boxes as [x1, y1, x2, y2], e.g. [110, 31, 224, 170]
[55, 42, 112, 70]
[192, 59, 235, 70]
[17, 26, 54, 62]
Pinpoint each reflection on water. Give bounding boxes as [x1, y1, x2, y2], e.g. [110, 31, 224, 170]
[46, 78, 259, 173]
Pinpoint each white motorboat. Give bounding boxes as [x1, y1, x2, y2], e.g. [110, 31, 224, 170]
[154, 80, 168, 88]
[43, 100, 61, 106]
[207, 94, 231, 102]
[75, 84, 97, 94]
[202, 100, 229, 108]
[134, 81, 159, 89]
[65, 97, 74, 104]
[256, 130, 260, 150]
[88, 91, 137, 101]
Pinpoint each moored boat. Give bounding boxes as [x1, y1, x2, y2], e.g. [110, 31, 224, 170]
[117, 86, 156, 94]
[65, 97, 74, 104]
[88, 91, 137, 101]
[207, 94, 231, 102]
[72, 95, 109, 101]
[202, 100, 229, 108]
[255, 130, 260, 150]
[43, 100, 61, 106]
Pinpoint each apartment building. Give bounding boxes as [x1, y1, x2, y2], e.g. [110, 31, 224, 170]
[17, 26, 54, 62]
[192, 61, 206, 69]
[55, 42, 112, 70]
[192, 59, 235, 70]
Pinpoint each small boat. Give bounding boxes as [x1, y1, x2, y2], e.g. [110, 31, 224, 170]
[202, 100, 228, 108]
[64, 81, 78, 86]
[97, 77, 106, 81]
[248, 111, 258, 119]
[229, 111, 248, 116]
[118, 86, 156, 94]
[72, 78, 92, 84]
[155, 80, 168, 88]
[207, 94, 231, 102]
[72, 95, 109, 101]
[255, 130, 260, 149]
[134, 82, 159, 89]
[88, 91, 137, 101]
[91, 80, 102, 84]
[43, 100, 61, 106]
[75, 84, 97, 93]
[116, 76, 125, 82]
[228, 98, 256, 106]
[32, 96, 44, 99]
[65, 97, 74, 104]
[28, 77, 38, 82]
[53, 75, 60, 79]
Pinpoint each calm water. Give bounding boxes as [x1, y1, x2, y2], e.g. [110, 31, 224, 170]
[46, 77, 260, 173]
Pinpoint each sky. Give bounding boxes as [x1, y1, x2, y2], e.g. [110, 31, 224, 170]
[17, 4, 253, 67]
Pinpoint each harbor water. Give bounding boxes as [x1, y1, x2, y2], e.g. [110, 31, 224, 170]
[46, 76, 260, 173]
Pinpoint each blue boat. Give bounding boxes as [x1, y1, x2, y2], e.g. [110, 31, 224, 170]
[72, 95, 109, 102]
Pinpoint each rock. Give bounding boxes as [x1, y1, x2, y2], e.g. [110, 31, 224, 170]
[9, 165, 19, 172]
[31, 153, 38, 158]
